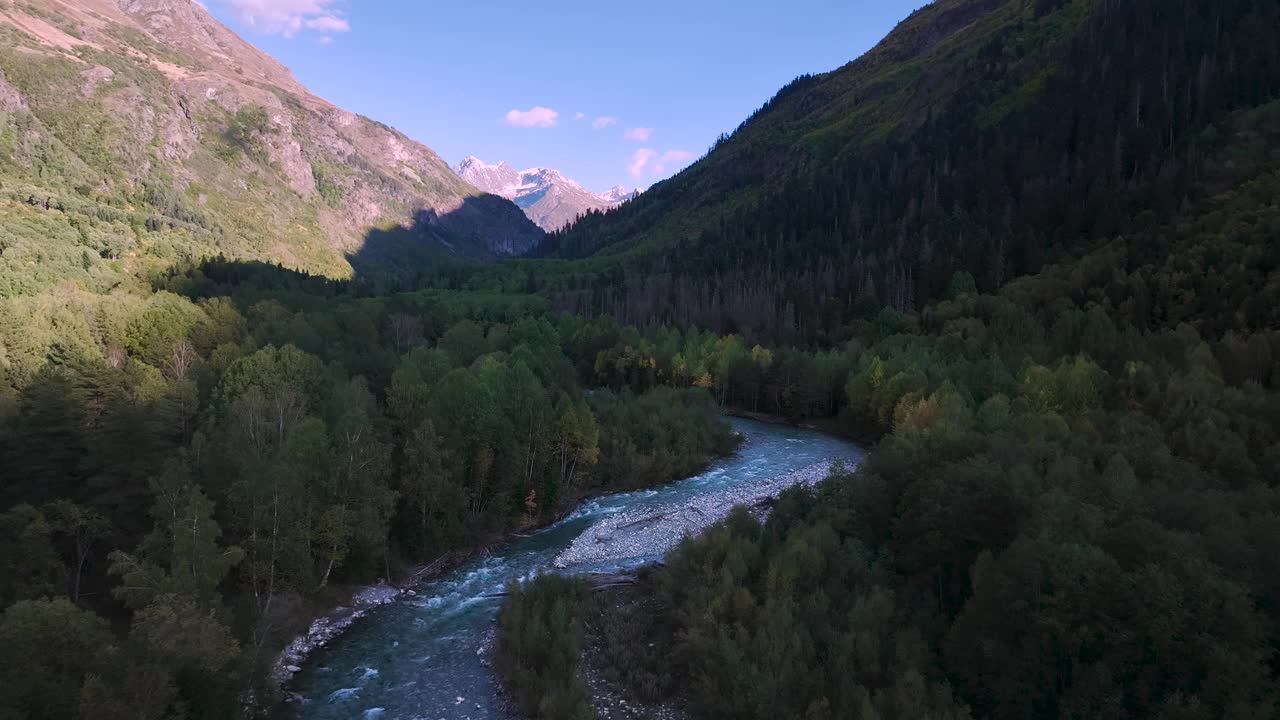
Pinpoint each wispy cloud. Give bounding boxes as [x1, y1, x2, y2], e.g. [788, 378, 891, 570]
[629, 148, 694, 177]
[623, 127, 654, 142]
[504, 106, 560, 128]
[218, 0, 351, 37]
[575, 112, 586, 120]
[628, 148, 658, 176]
[592, 116, 618, 130]
[305, 14, 349, 32]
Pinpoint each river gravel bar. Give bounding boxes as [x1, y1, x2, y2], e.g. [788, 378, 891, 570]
[555, 460, 839, 568]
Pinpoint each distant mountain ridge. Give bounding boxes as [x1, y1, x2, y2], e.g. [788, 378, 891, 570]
[455, 156, 637, 231]
[0, 0, 542, 278]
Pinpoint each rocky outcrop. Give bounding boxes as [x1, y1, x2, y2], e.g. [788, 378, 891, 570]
[0, 71, 26, 112]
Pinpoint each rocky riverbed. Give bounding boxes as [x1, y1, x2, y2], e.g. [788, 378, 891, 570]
[273, 584, 405, 689]
[272, 551, 474, 689]
[555, 461, 840, 569]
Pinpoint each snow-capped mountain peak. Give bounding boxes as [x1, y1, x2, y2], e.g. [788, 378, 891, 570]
[599, 185, 641, 203]
[454, 157, 639, 231]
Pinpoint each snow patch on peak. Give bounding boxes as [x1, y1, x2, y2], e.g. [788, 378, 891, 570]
[599, 185, 640, 203]
[454, 156, 638, 231]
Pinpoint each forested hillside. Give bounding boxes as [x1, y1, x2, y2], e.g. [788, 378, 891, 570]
[519, 0, 1280, 343]
[489, 0, 1280, 718]
[507, 94, 1280, 718]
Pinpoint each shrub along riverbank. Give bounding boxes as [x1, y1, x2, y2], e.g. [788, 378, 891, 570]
[497, 574, 594, 720]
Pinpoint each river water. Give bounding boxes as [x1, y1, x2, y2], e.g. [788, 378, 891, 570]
[282, 418, 863, 720]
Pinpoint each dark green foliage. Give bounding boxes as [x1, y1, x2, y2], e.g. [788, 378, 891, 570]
[521, 55, 1280, 713]
[0, 257, 738, 718]
[0, 598, 116, 720]
[497, 574, 594, 720]
[0, 506, 63, 607]
[651, 500, 972, 720]
[586, 579, 679, 705]
[588, 228, 1280, 718]
[588, 386, 741, 490]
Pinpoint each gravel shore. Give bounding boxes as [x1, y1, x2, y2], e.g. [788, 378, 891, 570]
[555, 460, 838, 569]
[272, 551, 471, 690]
[272, 583, 402, 689]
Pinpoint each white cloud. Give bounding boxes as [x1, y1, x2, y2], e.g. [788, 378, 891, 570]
[628, 148, 658, 177]
[629, 148, 694, 177]
[504, 106, 560, 128]
[575, 112, 586, 120]
[305, 14, 349, 32]
[623, 127, 654, 142]
[592, 116, 618, 129]
[219, 0, 350, 37]
[316, 35, 333, 45]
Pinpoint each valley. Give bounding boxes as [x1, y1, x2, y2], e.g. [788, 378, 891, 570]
[0, 1, 1278, 720]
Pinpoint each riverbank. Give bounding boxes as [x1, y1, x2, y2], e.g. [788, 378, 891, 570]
[271, 549, 479, 689]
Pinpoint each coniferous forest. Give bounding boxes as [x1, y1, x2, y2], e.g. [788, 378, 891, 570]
[0, 0, 1278, 718]
[491, 0, 1280, 718]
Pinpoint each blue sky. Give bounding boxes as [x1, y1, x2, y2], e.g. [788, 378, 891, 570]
[204, 1, 925, 191]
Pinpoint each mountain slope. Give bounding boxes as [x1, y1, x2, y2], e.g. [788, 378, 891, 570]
[537, 0, 1280, 342]
[455, 156, 636, 231]
[0, 0, 542, 284]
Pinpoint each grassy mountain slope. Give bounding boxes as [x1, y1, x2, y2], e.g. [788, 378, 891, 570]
[535, 0, 1279, 342]
[0, 0, 541, 288]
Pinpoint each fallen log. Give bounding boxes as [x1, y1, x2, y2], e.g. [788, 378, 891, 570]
[617, 511, 672, 530]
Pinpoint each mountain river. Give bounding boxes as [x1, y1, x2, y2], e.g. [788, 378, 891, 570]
[281, 417, 864, 720]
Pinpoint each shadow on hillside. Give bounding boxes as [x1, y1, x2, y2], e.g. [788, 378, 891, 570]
[344, 196, 543, 283]
[166, 195, 544, 299]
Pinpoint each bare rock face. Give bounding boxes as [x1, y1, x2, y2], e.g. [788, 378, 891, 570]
[456, 156, 639, 232]
[78, 66, 115, 97]
[0, 71, 26, 112]
[0, 0, 543, 271]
